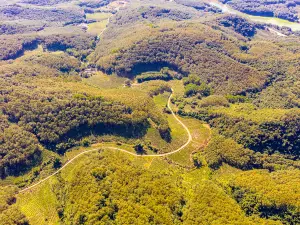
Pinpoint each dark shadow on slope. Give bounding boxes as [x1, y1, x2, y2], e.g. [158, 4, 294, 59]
[43, 122, 150, 154]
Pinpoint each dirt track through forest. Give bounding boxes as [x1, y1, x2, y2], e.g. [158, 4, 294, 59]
[19, 90, 199, 193]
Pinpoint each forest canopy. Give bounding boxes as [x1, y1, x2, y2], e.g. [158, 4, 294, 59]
[0, 0, 300, 224]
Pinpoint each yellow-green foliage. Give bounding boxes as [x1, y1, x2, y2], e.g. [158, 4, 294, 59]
[141, 93, 187, 153]
[1, 1, 300, 224]
[92, 21, 268, 94]
[0, 52, 170, 178]
[19, 52, 81, 72]
[16, 150, 280, 225]
[229, 170, 300, 208]
[168, 118, 211, 167]
[17, 178, 61, 225]
[132, 80, 172, 97]
[200, 131, 299, 171]
[0, 186, 29, 225]
[233, 39, 300, 108]
[210, 103, 298, 123]
[0, 205, 29, 225]
[86, 12, 111, 21]
[88, 20, 109, 35]
[84, 72, 127, 89]
[220, 169, 300, 224]
[2, 73, 168, 149]
[182, 181, 280, 225]
[0, 185, 18, 209]
[0, 35, 38, 60]
[199, 95, 230, 108]
[189, 104, 300, 156]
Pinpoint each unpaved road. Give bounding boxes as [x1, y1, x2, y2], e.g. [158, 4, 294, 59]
[19, 89, 192, 193]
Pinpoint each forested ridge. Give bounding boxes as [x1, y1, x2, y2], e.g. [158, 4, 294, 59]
[0, 34, 97, 60]
[0, 0, 300, 224]
[0, 4, 84, 23]
[0, 73, 168, 178]
[92, 22, 268, 94]
[181, 107, 300, 156]
[0, 42, 170, 179]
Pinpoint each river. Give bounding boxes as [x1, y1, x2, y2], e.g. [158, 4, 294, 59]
[208, 1, 300, 31]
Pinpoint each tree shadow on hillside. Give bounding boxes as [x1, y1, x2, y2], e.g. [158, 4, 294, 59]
[43, 122, 150, 154]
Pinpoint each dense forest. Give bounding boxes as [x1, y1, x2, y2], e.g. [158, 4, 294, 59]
[92, 21, 268, 94]
[0, 0, 300, 224]
[0, 74, 168, 179]
[0, 4, 84, 23]
[180, 106, 300, 156]
[0, 33, 96, 60]
[175, 0, 221, 13]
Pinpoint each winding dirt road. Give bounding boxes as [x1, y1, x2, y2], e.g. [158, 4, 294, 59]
[19, 90, 192, 193]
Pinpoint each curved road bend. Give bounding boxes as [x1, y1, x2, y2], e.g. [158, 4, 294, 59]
[19, 89, 192, 193]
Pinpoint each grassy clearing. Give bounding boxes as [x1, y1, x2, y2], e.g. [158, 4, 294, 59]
[37, 25, 84, 36]
[153, 91, 169, 109]
[143, 114, 188, 153]
[168, 118, 211, 167]
[149, 158, 174, 171]
[17, 177, 60, 225]
[168, 143, 197, 167]
[168, 80, 185, 98]
[212, 164, 243, 185]
[84, 71, 127, 89]
[61, 151, 98, 183]
[131, 79, 184, 97]
[87, 20, 108, 35]
[86, 12, 111, 21]
[135, 82, 211, 160]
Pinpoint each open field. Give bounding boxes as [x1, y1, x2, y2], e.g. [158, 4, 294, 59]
[168, 120, 211, 167]
[84, 72, 127, 89]
[86, 12, 112, 21]
[87, 20, 108, 35]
